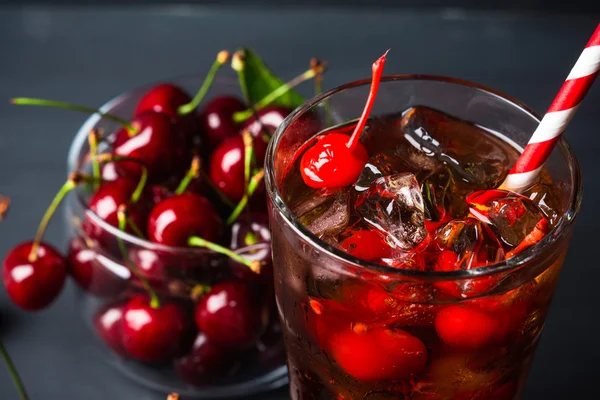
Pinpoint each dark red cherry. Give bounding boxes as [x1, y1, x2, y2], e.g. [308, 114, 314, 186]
[229, 212, 271, 250]
[240, 106, 291, 137]
[299, 51, 387, 189]
[135, 83, 191, 120]
[227, 243, 273, 288]
[121, 294, 189, 363]
[174, 332, 233, 385]
[67, 238, 128, 297]
[129, 248, 168, 284]
[147, 192, 223, 246]
[209, 135, 268, 203]
[2, 241, 67, 311]
[112, 111, 183, 182]
[94, 299, 127, 356]
[300, 132, 368, 189]
[86, 179, 149, 238]
[195, 281, 264, 349]
[100, 162, 120, 181]
[199, 96, 246, 148]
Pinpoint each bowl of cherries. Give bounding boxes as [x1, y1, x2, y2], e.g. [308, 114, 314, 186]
[3, 49, 324, 397]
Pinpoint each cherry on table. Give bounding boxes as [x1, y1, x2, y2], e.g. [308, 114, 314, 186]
[67, 238, 128, 297]
[240, 106, 291, 137]
[329, 326, 427, 381]
[299, 51, 388, 189]
[94, 299, 127, 356]
[209, 134, 268, 203]
[121, 294, 190, 363]
[112, 111, 184, 182]
[2, 241, 67, 311]
[174, 332, 233, 385]
[147, 192, 223, 246]
[195, 281, 264, 349]
[199, 96, 247, 148]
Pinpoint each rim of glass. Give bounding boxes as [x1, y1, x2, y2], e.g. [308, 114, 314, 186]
[265, 74, 583, 280]
[66, 74, 266, 255]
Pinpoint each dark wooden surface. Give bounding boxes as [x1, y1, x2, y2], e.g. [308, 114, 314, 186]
[0, 5, 599, 399]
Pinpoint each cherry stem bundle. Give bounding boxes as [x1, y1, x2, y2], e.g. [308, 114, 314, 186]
[188, 235, 261, 274]
[0, 341, 30, 400]
[178, 50, 231, 115]
[232, 61, 327, 123]
[226, 169, 264, 225]
[29, 173, 80, 262]
[11, 97, 136, 135]
[175, 155, 202, 195]
[346, 50, 389, 151]
[117, 206, 161, 308]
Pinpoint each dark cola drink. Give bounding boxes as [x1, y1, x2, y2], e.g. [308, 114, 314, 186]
[269, 99, 574, 400]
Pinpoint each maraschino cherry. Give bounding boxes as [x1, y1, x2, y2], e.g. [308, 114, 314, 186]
[2, 174, 79, 310]
[195, 281, 264, 349]
[299, 51, 388, 189]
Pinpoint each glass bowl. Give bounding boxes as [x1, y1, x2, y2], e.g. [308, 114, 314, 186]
[64, 75, 289, 398]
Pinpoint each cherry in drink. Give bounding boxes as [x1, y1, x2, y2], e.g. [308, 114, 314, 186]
[266, 75, 580, 400]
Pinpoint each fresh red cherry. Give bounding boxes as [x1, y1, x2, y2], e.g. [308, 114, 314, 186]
[67, 238, 128, 297]
[94, 299, 127, 356]
[329, 326, 427, 381]
[229, 212, 271, 250]
[340, 229, 393, 262]
[147, 192, 223, 246]
[240, 105, 291, 137]
[209, 134, 268, 203]
[195, 281, 263, 349]
[135, 83, 192, 120]
[112, 111, 183, 182]
[3, 241, 67, 311]
[435, 305, 499, 349]
[199, 96, 247, 148]
[121, 294, 189, 363]
[174, 332, 233, 385]
[299, 51, 388, 189]
[86, 179, 149, 238]
[100, 162, 120, 181]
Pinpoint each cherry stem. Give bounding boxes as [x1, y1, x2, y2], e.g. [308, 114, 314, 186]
[175, 155, 201, 195]
[29, 174, 79, 262]
[232, 61, 327, 123]
[0, 341, 30, 400]
[0, 195, 11, 221]
[117, 206, 160, 308]
[178, 50, 231, 115]
[188, 236, 261, 274]
[242, 131, 254, 191]
[226, 169, 264, 225]
[95, 154, 148, 204]
[11, 97, 136, 135]
[346, 50, 389, 151]
[190, 284, 212, 302]
[88, 129, 101, 190]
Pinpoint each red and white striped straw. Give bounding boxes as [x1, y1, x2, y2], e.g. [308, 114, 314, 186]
[501, 23, 600, 191]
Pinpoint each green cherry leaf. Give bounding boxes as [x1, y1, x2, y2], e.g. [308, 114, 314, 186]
[233, 48, 305, 109]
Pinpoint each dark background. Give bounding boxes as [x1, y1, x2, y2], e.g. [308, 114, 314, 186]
[1, 2, 599, 400]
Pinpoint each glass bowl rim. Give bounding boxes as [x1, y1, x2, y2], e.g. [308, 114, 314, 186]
[265, 73, 583, 280]
[66, 74, 267, 256]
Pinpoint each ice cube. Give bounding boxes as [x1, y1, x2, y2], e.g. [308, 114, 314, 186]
[354, 153, 410, 192]
[467, 190, 549, 249]
[297, 189, 350, 238]
[521, 182, 561, 225]
[357, 173, 427, 250]
[400, 106, 514, 189]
